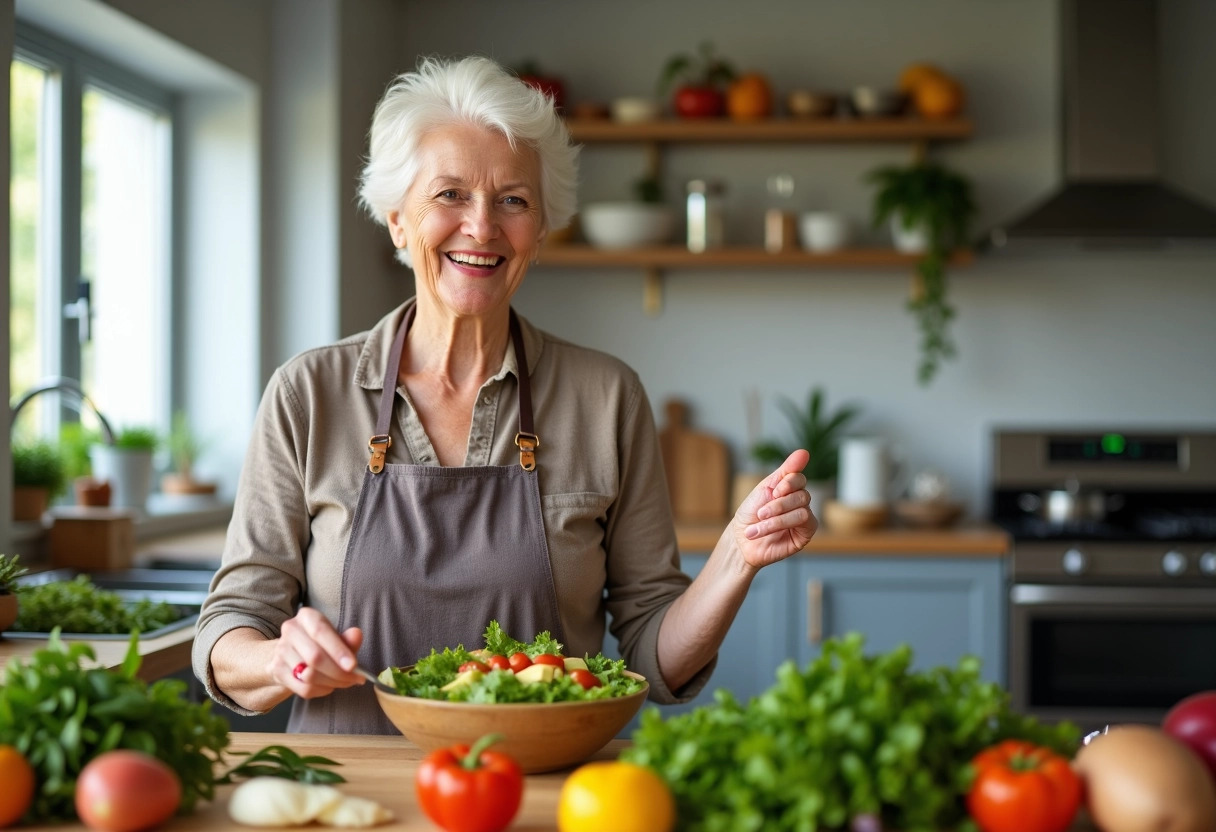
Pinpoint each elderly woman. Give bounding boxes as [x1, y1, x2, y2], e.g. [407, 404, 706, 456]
[194, 55, 815, 734]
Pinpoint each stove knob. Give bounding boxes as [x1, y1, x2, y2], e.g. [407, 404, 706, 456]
[1062, 548, 1088, 575]
[1200, 552, 1216, 576]
[1162, 550, 1189, 576]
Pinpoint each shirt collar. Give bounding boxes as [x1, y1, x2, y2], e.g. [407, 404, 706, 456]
[353, 298, 544, 390]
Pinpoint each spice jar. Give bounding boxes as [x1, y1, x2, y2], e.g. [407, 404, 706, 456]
[686, 179, 725, 253]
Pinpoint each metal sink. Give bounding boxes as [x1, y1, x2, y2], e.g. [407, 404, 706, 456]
[7, 567, 212, 640]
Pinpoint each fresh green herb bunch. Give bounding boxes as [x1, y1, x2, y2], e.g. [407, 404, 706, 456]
[657, 41, 736, 97]
[0, 553, 29, 594]
[623, 633, 1078, 832]
[113, 426, 160, 451]
[219, 745, 345, 785]
[14, 575, 182, 634]
[12, 439, 67, 496]
[867, 161, 976, 385]
[751, 388, 861, 482]
[0, 630, 230, 821]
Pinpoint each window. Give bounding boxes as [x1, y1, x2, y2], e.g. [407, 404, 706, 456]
[9, 26, 173, 442]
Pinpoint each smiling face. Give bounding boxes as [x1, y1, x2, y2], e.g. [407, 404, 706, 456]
[387, 123, 546, 320]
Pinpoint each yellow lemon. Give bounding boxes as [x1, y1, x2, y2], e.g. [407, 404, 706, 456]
[557, 761, 675, 832]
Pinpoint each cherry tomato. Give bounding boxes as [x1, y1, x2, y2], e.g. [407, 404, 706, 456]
[458, 660, 489, 674]
[487, 654, 511, 672]
[533, 654, 564, 668]
[967, 740, 1082, 832]
[569, 669, 602, 690]
[508, 653, 532, 672]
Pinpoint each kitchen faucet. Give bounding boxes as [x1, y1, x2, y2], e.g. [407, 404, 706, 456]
[9, 376, 116, 444]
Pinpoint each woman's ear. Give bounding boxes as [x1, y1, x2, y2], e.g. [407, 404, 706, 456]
[386, 210, 407, 249]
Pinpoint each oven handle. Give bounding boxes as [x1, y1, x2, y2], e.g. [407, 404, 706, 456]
[1012, 584, 1216, 606]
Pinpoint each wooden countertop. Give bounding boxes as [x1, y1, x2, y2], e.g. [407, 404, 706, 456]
[21, 732, 626, 831]
[676, 521, 1010, 556]
[0, 625, 194, 682]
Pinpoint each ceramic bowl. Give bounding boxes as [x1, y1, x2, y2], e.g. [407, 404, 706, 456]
[822, 500, 889, 534]
[374, 670, 649, 773]
[849, 87, 909, 118]
[581, 202, 675, 249]
[610, 97, 661, 124]
[894, 499, 965, 528]
[786, 90, 838, 119]
[799, 211, 853, 252]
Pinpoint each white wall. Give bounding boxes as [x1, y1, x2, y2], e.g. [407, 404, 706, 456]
[387, 0, 1216, 516]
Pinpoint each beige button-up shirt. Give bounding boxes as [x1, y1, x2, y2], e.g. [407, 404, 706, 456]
[194, 300, 713, 714]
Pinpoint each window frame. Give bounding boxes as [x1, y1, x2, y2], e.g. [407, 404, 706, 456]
[13, 22, 178, 433]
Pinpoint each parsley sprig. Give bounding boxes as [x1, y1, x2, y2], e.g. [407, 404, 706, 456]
[218, 744, 345, 785]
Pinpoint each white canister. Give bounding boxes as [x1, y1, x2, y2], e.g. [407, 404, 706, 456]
[837, 437, 891, 508]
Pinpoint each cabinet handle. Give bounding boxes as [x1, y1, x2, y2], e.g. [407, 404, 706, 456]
[807, 579, 824, 646]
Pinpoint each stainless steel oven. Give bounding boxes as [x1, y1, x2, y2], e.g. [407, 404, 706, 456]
[993, 429, 1216, 733]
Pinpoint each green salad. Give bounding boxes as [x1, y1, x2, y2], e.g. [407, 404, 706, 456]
[382, 621, 646, 703]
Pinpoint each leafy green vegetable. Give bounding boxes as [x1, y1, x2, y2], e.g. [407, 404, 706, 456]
[0, 629, 231, 821]
[621, 633, 1079, 832]
[218, 744, 345, 785]
[14, 575, 183, 634]
[0, 552, 29, 594]
[387, 621, 645, 703]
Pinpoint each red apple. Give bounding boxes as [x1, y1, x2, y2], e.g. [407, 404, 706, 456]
[1164, 690, 1216, 783]
[673, 85, 724, 119]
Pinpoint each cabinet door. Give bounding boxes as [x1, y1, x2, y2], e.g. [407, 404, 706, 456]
[795, 557, 1005, 685]
[605, 553, 794, 731]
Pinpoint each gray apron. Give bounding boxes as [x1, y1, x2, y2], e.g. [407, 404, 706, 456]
[288, 304, 565, 734]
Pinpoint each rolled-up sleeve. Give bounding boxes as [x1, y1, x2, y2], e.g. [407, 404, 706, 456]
[192, 368, 311, 715]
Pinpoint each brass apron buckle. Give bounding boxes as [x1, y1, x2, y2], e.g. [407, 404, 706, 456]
[514, 432, 540, 472]
[367, 434, 392, 473]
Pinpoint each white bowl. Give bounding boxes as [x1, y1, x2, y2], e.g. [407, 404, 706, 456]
[581, 202, 675, 249]
[611, 97, 661, 124]
[800, 211, 852, 252]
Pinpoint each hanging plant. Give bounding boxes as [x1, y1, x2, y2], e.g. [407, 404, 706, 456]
[867, 161, 976, 385]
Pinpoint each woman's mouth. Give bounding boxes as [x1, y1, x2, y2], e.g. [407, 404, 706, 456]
[446, 252, 504, 270]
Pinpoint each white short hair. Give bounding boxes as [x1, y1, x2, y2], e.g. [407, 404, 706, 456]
[358, 55, 579, 240]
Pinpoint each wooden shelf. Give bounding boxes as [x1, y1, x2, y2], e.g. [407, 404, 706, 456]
[565, 116, 973, 144]
[540, 244, 974, 269]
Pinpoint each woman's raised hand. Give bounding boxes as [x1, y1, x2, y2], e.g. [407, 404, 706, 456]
[274, 606, 366, 698]
[733, 449, 817, 569]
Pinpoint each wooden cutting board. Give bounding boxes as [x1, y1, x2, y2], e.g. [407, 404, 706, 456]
[659, 399, 730, 522]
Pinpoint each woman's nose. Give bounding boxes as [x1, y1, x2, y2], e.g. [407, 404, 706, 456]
[462, 198, 499, 243]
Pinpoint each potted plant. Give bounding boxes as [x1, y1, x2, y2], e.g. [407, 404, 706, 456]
[866, 161, 976, 385]
[750, 387, 862, 512]
[89, 426, 159, 512]
[58, 422, 111, 506]
[0, 553, 28, 632]
[658, 41, 736, 119]
[162, 412, 218, 497]
[12, 439, 67, 521]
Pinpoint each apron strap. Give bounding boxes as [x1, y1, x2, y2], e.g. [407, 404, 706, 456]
[368, 304, 539, 473]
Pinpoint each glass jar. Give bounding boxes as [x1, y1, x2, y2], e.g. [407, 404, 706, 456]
[686, 179, 725, 253]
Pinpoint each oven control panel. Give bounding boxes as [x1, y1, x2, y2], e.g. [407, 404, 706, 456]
[1014, 542, 1216, 584]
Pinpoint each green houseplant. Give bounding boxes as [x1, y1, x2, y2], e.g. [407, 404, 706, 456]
[89, 425, 160, 512]
[0, 553, 29, 631]
[163, 411, 218, 496]
[750, 388, 861, 508]
[12, 439, 67, 521]
[867, 161, 976, 385]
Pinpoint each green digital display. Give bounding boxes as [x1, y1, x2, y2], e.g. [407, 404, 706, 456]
[1048, 435, 1179, 464]
[1101, 433, 1126, 455]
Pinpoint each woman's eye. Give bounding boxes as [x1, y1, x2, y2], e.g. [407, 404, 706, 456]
[438, 189, 460, 199]
[503, 195, 527, 206]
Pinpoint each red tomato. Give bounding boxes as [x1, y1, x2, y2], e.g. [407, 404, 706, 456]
[486, 654, 511, 672]
[1164, 690, 1216, 782]
[75, 750, 181, 832]
[458, 660, 489, 674]
[508, 652, 532, 672]
[674, 86, 724, 119]
[533, 654, 564, 668]
[569, 669, 602, 690]
[967, 740, 1081, 832]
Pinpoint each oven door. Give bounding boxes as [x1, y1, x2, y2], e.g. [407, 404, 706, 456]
[1010, 584, 1216, 731]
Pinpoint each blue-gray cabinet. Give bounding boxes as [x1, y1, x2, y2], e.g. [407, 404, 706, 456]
[608, 552, 1005, 731]
[794, 556, 1005, 685]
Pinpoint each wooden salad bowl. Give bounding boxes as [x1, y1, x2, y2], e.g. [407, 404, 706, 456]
[374, 669, 649, 773]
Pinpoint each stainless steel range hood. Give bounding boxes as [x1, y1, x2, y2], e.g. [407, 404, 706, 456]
[988, 0, 1216, 247]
